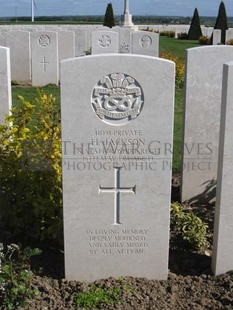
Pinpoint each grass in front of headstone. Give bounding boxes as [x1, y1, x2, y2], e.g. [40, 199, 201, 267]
[160, 36, 199, 59]
[12, 84, 60, 109]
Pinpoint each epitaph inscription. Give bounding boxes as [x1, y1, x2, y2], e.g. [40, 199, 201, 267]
[92, 73, 144, 125]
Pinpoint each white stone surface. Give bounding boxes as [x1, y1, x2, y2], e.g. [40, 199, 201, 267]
[212, 61, 233, 275]
[121, 0, 134, 28]
[61, 54, 175, 282]
[0, 47, 12, 123]
[213, 29, 221, 45]
[181, 46, 233, 204]
[132, 31, 159, 57]
[92, 31, 119, 54]
[118, 27, 135, 53]
[74, 28, 86, 56]
[225, 29, 233, 43]
[6, 31, 31, 82]
[58, 31, 75, 62]
[31, 31, 59, 86]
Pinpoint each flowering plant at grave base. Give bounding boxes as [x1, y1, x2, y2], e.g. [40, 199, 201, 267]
[0, 243, 41, 309]
[0, 93, 63, 245]
[160, 51, 185, 89]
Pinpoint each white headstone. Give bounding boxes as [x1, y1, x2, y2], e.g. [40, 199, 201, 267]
[61, 54, 175, 282]
[74, 29, 86, 56]
[213, 29, 221, 45]
[132, 31, 159, 57]
[58, 31, 75, 62]
[212, 61, 233, 275]
[0, 47, 12, 123]
[118, 28, 134, 53]
[225, 28, 233, 43]
[6, 31, 31, 82]
[92, 31, 119, 54]
[31, 31, 59, 86]
[181, 46, 233, 204]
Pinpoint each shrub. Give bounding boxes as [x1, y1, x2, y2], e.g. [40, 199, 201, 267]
[160, 51, 185, 89]
[226, 39, 233, 45]
[0, 243, 41, 309]
[199, 35, 209, 45]
[159, 31, 175, 38]
[213, 1, 228, 44]
[170, 203, 210, 252]
[103, 3, 115, 28]
[0, 93, 62, 245]
[177, 32, 189, 40]
[188, 8, 202, 40]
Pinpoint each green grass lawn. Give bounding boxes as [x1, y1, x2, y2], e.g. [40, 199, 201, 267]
[10, 36, 195, 173]
[159, 36, 199, 59]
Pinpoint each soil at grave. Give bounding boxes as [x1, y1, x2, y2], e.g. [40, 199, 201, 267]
[11, 176, 233, 309]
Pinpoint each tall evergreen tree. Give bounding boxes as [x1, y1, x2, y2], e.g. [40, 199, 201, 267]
[103, 3, 115, 28]
[188, 8, 202, 40]
[214, 1, 228, 43]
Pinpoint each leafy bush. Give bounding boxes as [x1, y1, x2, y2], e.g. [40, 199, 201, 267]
[75, 285, 121, 308]
[199, 35, 210, 45]
[159, 31, 175, 38]
[0, 93, 62, 245]
[188, 8, 202, 40]
[170, 203, 210, 252]
[160, 51, 185, 89]
[177, 32, 189, 40]
[226, 39, 233, 45]
[0, 243, 41, 309]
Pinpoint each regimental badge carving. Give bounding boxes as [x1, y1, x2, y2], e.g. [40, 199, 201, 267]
[98, 35, 111, 48]
[140, 35, 152, 48]
[38, 34, 51, 48]
[92, 73, 144, 126]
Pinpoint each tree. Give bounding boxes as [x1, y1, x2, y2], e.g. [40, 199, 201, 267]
[188, 8, 202, 40]
[103, 3, 115, 28]
[214, 1, 228, 44]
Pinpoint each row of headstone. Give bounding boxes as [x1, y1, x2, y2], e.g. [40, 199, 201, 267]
[0, 46, 11, 124]
[92, 30, 159, 57]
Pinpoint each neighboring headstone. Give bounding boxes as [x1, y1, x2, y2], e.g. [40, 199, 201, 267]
[61, 54, 175, 282]
[132, 31, 159, 57]
[6, 31, 31, 82]
[0, 47, 12, 123]
[181, 46, 233, 204]
[118, 28, 134, 53]
[212, 61, 233, 275]
[92, 31, 119, 54]
[31, 31, 59, 86]
[225, 28, 233, 43]
[58, 31, 75, 62]
[213, 29, 221, 45]
[74, 28, 86, 56]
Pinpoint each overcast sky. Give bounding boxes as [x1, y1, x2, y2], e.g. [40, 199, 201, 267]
[0, 0, 233, 18]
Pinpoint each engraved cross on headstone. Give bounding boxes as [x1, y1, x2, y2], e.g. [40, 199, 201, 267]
[40, 57, 49, 73]
[99, 167, 136, 225]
